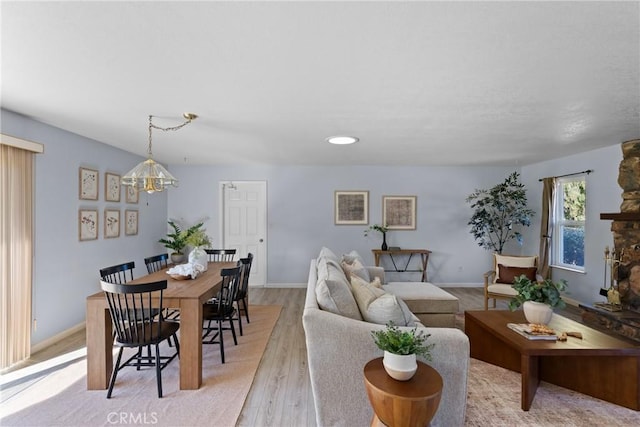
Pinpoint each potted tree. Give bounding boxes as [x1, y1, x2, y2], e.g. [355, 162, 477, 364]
[365, 224, 390, 250]
[371, 321, 435, 381]
[466, 171, 535, 254]
[508, 275, 568, 324]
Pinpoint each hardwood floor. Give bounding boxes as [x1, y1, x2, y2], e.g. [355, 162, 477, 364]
[1, 286, 588, 426]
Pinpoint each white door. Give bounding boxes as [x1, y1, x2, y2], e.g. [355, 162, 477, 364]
[220, 181, 267, 286]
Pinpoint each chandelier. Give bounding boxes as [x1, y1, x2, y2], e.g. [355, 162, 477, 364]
[121, 113, 197, 193]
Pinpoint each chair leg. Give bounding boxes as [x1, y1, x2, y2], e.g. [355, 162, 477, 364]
[236, 304, 243, 336]
[243, 297, 250, 323]
[218, 320, 225, 364]
[229, 315, 238, 346]
[155, 344, 163, 398]
[107, 347, 124, 398]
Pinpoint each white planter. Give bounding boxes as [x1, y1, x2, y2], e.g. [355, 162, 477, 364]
[188, 246, 208, 271]
[382, 351, 417, 381]
[523, 301, 553, 325]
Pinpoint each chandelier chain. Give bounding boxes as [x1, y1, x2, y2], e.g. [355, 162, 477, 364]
[147, 114, 195, 157]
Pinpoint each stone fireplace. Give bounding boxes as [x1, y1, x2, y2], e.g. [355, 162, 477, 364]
[581, 139, 640, 342]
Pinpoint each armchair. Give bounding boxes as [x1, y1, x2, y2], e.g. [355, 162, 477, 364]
[484, 254, 538, 310]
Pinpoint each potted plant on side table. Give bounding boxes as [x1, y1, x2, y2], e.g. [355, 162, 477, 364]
[365, 224, 390, 251]
[508, 275, 568, 325]
[371, 321, 435, 381]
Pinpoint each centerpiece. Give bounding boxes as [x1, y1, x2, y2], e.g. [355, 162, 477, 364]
[508, 275, 568, 324]
[371, 321, 434, 381]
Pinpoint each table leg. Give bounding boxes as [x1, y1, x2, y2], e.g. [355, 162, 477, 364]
[179, 299, 204, 389]
[521, 354, 540, 411]
[420, 253, 428, 282]
[86, 300, 112, 389]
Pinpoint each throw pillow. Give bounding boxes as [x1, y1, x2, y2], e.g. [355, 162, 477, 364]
[316, 257, 363, 321]
[494, 254, 537, 283]
[341, 258, 371, 283]
[350, 275, 418, 326]
[496, 264, 537, 284]
[342, 250, 366, 266]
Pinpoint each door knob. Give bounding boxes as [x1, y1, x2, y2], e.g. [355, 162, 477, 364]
[259, 239, 264, 243]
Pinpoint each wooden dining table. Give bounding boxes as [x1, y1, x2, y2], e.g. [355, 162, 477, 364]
[86, 261, 236, 390]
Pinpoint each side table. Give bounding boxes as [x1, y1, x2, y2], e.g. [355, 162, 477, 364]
[363, 358, 443, 427]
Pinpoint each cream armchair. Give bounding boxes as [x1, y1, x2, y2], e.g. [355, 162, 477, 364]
[483, 254, 539, 310]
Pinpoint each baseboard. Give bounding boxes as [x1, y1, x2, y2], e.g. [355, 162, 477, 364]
[263, 282, 306, 288]
[563, 296, 581, 308]
[31, 321, 85, 354]
[436, 283, 483, 288]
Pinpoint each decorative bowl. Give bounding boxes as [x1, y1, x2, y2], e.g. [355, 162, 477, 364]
[169, 274, 191, 281]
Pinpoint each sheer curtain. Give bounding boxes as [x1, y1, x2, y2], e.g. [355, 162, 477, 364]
[0, 143, 34, 369]
[539, 177, 555, 280]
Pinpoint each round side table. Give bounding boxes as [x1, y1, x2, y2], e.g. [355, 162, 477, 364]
[363, 357, 443, 427]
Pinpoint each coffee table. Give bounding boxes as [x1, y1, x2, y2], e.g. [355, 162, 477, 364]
[465, 310, 640, 411]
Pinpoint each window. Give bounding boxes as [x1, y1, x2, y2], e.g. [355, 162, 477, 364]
[552, 176, 586, 271]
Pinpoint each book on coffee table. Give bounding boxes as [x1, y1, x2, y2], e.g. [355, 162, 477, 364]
[507, 323, 558, 341]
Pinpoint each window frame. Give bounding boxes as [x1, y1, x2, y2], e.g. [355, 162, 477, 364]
[551, 175, 586, 272]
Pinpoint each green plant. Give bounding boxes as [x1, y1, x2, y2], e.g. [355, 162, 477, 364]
[158, 220, 188, 254]
[184, 223, 211, 248]
[508, 275, 568, 310]
[371, 321, 435, 359]
[364, 224, 389, 237]
[466, 171, 535, 254]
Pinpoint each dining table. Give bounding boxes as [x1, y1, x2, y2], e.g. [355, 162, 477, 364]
[86, 261, 236, 390]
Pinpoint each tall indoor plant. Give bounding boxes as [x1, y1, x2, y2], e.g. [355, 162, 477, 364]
[466, 171, 535, 254]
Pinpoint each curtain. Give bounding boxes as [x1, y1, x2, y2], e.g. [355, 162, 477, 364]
[539, 177, 555, 280]
[0, 144, 33, 369]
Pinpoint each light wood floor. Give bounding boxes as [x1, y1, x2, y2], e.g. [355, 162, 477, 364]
[1, 286, 586, 426]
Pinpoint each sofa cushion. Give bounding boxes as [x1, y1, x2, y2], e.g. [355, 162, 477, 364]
[317, 246, 341, 265]
[316, 255, 363, 320]
[341, 258, 371, 283]
[496, 264, 537, 284]
[341, 250, 366, 266]
[384, 282, 459, 314]
[350, 275, 419, 326]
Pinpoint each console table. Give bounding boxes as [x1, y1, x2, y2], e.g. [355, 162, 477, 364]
[372, 249, 431, 282]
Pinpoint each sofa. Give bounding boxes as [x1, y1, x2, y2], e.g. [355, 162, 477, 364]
[302, 247, 469, 427]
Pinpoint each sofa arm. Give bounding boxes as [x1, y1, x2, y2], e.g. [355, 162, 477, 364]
[367, 266, 385, 284]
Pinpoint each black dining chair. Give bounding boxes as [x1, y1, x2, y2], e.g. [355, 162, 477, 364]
[205, 249, 237, 262]
[100, 261, 135, 284]
[144, 253, 169, 274]
[202, 264, 242, 363]
[235, 253, 253, 336]
[100, 279, 180, 398]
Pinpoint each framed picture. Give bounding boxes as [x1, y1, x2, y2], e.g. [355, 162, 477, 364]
[79, 209, 98, 241]
[104, 209, 120, 238]
[335, 191, 369, 225]
[383, 195, 417, 230]
[125, 185, 139, 204]
[79, 167, 98, 200]
[125, 209, 138, 236]
[105, 172, 121, 202]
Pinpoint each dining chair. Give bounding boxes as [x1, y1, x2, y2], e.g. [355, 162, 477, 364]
[100, 279, 180, 398]
[144, 253, 169, 274]
[205, 248, 237, 262]
[202, 264, 242, 363]
[99, 261, 135, 284]
[234, 253, 253, 335]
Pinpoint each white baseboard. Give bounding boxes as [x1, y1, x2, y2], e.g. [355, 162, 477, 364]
[436, 283, 483, 288]
[31, 322, 85, 354]
[263, 282, 306, 288]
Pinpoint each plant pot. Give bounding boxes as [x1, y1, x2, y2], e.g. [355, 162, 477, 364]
[382, 351, 417, 381]
[523, 301, 553, 325]
[171, 253, 185, 264]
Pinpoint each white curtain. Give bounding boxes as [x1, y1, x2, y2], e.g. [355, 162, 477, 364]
[0, 144, 34, 369]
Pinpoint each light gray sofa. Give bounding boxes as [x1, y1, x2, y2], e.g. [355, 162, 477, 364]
[303, 249, 469, 427]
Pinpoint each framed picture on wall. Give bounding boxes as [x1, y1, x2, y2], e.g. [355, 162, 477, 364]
[104, 209, 120, 238]
[125, 185, 139, 204]
[79, 209, 98, 241]
[105, 172, 121, 202]
[383, 195, 416, 230]
[335, 190, 369, 225]
[79, 167, 98, 200]
[125, 209, 138, 236]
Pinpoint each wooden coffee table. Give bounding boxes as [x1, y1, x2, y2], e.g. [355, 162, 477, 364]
[363, 357, 443, 427]
[465, 310, 640, 411]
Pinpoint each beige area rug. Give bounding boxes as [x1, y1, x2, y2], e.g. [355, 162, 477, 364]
[1, 305, 281, 427]
[466, 358, 640, 426]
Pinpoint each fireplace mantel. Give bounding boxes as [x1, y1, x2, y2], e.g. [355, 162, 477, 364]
[600, 212, 640, 221]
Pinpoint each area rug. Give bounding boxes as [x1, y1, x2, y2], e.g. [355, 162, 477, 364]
[0, 305, 281, 427]
[466, 358, 640, 426]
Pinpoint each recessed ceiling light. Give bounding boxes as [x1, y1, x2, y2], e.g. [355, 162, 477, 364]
[326, 136, 359, 145]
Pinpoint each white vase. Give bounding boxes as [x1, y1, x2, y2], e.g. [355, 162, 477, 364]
[523, 301, 553, 325]
[188, 246, 208, 271]
[382, 351, 417, 381]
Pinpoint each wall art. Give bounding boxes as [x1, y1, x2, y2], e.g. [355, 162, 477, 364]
[125, 209, 138, 236]
[383, 195, 416, 230]
[79, 209, 98, 241]
[79, 167, 98, 200]
[335, 190, 369, 225]
[125, 184, 139, 204]
[105, 172, 121, 202]
[104, 209, 120, 238]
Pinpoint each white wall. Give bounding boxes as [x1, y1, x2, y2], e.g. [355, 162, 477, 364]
[520, 144, 623, 305]
[2, 109, 169, 346]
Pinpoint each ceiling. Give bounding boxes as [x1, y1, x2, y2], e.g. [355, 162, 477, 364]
[2, 1, 639, 167]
